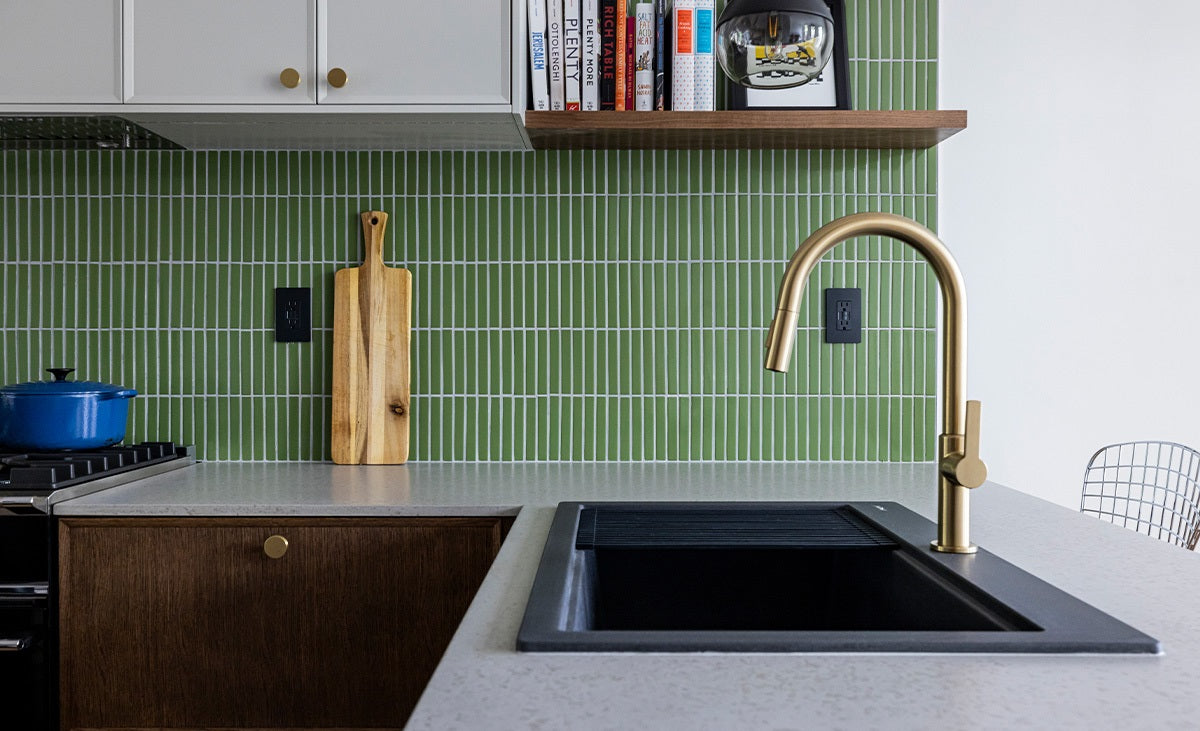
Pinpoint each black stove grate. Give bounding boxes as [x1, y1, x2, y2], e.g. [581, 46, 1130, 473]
[0, 442, 189, 493]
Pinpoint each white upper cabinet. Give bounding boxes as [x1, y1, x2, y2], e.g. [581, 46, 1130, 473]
[321, 0, 510, 105]
[0, 0, 122, 103]
[123, 0, 512, 107]
[0, 0, 524, 148]
[125, 0, 316, 103]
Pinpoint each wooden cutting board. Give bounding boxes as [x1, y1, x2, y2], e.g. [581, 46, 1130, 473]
[331, 211, 411, 464]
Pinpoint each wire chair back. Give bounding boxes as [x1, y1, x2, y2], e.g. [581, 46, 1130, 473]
[1081, 441, 1200, 550]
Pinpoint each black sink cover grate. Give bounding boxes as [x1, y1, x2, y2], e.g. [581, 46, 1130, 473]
[575, 506, 897, 549]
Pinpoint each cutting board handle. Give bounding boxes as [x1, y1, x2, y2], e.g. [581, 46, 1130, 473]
[360, 211, 389, 267]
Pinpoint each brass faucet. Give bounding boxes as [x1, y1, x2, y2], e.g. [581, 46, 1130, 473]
[765, 212, 988, 553]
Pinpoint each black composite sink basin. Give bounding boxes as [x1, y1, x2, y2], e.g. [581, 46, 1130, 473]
[589, 545, 1035, 633]
[517, 502, 1160, 653]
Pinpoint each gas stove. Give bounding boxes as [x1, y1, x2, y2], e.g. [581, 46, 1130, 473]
[0, 441, 196, 728]
[0, 441, 196, 514]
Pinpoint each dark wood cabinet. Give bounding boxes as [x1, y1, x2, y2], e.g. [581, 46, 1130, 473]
[58, 516, 508, 730]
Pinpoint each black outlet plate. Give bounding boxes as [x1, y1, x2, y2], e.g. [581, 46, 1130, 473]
[825, 288, 861, 344]
[275, 287, 311, 343]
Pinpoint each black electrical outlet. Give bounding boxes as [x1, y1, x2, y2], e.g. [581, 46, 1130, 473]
[824, 287, 861, 344]
[275, 287, 311, 343]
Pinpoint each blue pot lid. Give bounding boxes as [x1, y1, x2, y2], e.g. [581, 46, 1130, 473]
[1, 368, 137, 397]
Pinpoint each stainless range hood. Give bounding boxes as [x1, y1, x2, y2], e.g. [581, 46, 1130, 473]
[0, 116, 183, 150]
[0, 112, 529, 150]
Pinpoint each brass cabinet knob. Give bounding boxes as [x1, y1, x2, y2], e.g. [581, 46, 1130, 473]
[279, 67, 301, 89]
[327, 67, 348, 88]
[263, 534, 289, 559]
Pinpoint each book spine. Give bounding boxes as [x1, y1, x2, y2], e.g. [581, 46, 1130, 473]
[634, 3, 654, 111]
[599, 0, 617, 109]
[624, 15, 635, 109]
[582, 0, 600, 110]
[671, 0, 694, 111]
[693, 0, 714, 110]
[548, 0, 565, 109]
[615, 0, 626, 110]
[654, 0, 669, 110]
[564, 0, 582, 110]
[528, 0, 550, 110]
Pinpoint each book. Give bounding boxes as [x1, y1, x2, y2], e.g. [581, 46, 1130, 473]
[671, 0, 695, 111]
[582, 0, 600, 109]
[693, 0, 714, 110]
[624, 14, 635, 109]
[654, 0, 670, 110]
[564, 0, 582, 110]
[599, 0, 617, 109]
[548, 0, 565, 109]
[615, 0, 626, 110]
[528, 0, 550, 110]
[634, 3, 654, 111]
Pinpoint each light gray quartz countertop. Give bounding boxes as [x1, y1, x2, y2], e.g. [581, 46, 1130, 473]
[55, 463, 1200, 729]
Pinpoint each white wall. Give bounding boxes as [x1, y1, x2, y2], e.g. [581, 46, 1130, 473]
[939, 0, 1200, 507]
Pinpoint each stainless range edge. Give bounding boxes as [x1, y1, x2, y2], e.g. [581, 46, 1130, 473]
[0, 445, 196, 515]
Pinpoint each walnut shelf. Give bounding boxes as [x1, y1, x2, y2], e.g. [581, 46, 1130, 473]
[524, 110, 966, 150]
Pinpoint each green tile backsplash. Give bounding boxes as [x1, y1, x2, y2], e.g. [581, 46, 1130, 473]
[0, 0, 939, 462]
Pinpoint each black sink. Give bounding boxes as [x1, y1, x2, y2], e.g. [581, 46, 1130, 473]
[517, 502, 1160, 653]
[590, 545, 1037, 633]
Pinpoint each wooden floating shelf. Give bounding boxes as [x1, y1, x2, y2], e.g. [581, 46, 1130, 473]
[524, 110, 967, 150]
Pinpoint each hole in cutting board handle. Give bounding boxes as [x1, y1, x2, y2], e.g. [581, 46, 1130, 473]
[370, 216, 379, 225]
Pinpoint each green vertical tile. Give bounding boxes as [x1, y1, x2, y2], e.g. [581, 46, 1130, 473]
[0, 0, 939, 463]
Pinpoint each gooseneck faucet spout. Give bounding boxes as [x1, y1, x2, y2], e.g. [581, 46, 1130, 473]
[765, 212, 987, 553]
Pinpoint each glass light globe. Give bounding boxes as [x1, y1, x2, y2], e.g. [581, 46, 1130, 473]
[715, 0, 835, 89]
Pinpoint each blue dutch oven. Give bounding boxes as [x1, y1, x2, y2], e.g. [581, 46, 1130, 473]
[0, 368, 138, 450]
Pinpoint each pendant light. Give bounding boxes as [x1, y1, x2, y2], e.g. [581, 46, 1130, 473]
[715, 0, 835, 89]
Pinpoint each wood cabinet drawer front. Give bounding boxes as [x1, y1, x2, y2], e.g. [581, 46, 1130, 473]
[59, 517, 504, 730]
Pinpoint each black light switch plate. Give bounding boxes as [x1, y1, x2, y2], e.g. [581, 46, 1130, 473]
[824, 287, 861, 344]
[275, 287, 311, 343]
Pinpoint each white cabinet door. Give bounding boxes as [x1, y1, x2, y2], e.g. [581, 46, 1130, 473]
[321, 0, 510, 105]
[125, 0, 316, 104]
[0, 0, 122, 103]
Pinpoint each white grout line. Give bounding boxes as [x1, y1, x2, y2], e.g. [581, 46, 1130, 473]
[198, 458, 927, 465]
[7, 256, 937, 266]
[121, 393, 928, 400]
[0, 191, 940, 201]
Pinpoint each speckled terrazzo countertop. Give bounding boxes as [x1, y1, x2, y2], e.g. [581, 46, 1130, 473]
[55, 463, 1200, 729]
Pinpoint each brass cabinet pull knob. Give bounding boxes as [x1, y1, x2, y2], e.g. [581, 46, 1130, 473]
[279, 67, 301, 89]
[263, 534, 289, 559]
[327, 67, 348, 88]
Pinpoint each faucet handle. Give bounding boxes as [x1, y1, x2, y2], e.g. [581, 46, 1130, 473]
[942, 400, 988, 488]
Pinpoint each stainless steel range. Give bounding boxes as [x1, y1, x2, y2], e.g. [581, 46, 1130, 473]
[0, 442, 195, 514]
[0, 441, 196, 729]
